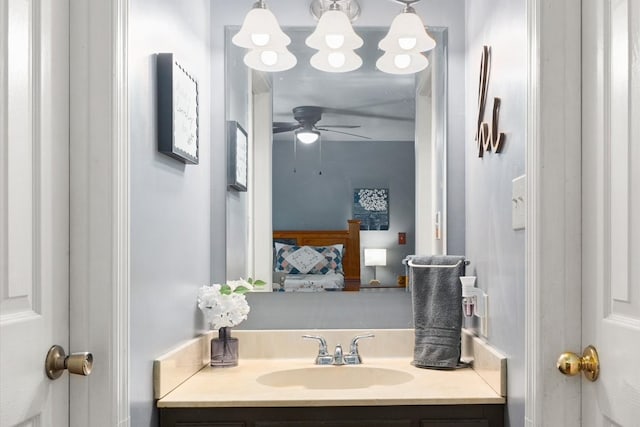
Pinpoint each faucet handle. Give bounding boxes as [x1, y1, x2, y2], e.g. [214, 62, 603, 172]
[302, 335, 329, 354]
[302, 335, 334, 365]
[343, 334, 375, 365]
[349, 333, 375, 354]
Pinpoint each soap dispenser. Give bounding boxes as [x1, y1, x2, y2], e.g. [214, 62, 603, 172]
[460, 276, 488, 336]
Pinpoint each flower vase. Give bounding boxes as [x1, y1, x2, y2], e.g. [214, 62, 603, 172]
[210, 326, 239, 367]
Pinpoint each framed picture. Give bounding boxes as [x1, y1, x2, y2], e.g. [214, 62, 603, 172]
[156, 53, 199, 164]
[353, 188, 389, 230]
[227, 121, 248, 191]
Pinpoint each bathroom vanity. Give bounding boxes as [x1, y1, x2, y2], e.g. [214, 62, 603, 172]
[155, 330, 506, 427]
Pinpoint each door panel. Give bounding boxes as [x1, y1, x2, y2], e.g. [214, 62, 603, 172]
[0, 0, 69, 425]
[582, 0, 640, 425]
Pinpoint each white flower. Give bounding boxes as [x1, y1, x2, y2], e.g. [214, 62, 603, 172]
[358, 188, 388, 211]
[197, 278, 265, 330]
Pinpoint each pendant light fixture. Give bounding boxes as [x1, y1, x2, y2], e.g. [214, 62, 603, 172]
[377, 0, 435, 75]
[310, 49, 362, 73]
[306, 0, 363, 73]
[310, 0, 361, 22]
[232, 0, 297, 72]
[243, 48, 297, 72]
[376, 51, 429, 75]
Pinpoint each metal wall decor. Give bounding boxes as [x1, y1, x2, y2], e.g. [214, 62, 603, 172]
[157, 53, 199, 164]
[475, 46, 505, 157]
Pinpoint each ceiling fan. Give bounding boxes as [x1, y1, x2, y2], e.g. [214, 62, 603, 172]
[273, 105, 412, 143]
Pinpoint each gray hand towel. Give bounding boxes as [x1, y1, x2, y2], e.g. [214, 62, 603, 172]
[410, 255, 465, 369]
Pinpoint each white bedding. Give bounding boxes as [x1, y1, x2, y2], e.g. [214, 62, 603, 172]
[282, 273, 344, 292]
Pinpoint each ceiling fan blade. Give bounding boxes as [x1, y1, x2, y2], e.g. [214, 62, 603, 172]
[319, 107, 413, 122]
[317, 124, 361, 129]
[316, 128, 372, 139]
[273, 121, 298, 128]
[273, 122, 301, 134]
[342, 98, 415, 110]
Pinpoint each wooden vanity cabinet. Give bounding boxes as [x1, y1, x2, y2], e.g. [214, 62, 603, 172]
[159, 404, 504, 427]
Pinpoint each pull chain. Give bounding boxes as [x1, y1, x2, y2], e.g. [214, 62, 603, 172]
[293, 134, 297, 173]
[318, 135, 323, 175]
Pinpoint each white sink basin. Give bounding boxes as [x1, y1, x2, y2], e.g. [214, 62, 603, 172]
[256, 366, 414, 390]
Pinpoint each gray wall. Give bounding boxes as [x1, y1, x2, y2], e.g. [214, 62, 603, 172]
[129, 1, 212, 425]
[241, 292, 414, 329]
[464, 1, 527, 425]
[273, 140, 415, 284]
[212, 0, 467, 326]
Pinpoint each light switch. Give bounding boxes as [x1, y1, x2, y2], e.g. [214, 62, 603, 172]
[398, 232, 406, 245]
[512, 175, 526, 230]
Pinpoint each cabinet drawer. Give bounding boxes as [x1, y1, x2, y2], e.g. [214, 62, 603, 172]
[175, 423, 245, 427]
[161, 405, 504, 427]
[421, 420, 489, 427]
[257, 421, 411, 427]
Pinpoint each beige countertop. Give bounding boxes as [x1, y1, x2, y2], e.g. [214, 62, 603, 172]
[157, 357, 505, 408]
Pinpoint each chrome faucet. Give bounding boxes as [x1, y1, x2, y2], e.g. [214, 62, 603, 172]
[303, 333, 375, 365]
[333, 344, 345, 365]
[302, 335, 333, 365]
[343, 333, 375, 365]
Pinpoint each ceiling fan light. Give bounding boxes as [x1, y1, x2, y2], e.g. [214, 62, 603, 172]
[378, 11, 436, 53]
[310, 49, 362, 73]
[295, 129, 320, 144]
[232, 3, 291, 50]
[376, 51, 429, 75]
[306, 9, 363, 51]
[244, 48, 297, 72]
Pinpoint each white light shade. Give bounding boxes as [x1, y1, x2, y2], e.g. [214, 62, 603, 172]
[243, 48, 297, 72]
[295, 129, 320, 144]
[310, 49, 362, 73]
[306, 9, 363, 51]
[378, 12, 436, 53]
[364, 248, 387, 267]
[232, 6, 291, 50]
[376, 51, 429, 75]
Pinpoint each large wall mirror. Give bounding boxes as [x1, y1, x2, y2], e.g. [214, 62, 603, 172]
[225, 25, 449, 297]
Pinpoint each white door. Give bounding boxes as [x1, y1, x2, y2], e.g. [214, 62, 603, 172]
[0, 0, 70, 425]
[582, 0, 640, 425]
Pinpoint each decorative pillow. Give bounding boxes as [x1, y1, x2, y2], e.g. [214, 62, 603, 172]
[274, 244, 344, 274]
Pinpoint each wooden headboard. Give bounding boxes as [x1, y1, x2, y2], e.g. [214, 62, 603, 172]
[273, 219, 361, 284]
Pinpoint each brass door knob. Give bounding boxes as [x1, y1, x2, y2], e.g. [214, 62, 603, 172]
[557, 345, 600, 382]
[45, 345, 93, 380]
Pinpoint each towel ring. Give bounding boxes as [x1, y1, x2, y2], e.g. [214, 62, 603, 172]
[407, 259, 468, 268]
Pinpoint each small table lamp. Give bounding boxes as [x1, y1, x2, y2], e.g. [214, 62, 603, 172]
[364, 248, 387, 286]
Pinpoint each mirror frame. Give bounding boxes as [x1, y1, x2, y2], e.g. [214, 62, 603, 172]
[224, 26, 449, 291]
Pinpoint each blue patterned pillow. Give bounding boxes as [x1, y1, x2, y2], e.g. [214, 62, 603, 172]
[274, 244, 344, 274]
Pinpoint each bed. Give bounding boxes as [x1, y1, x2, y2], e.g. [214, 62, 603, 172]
[272, 220, 361, 291]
